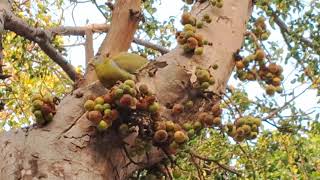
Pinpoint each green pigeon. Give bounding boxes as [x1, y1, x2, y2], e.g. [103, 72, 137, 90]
[94, 52, 148, 88]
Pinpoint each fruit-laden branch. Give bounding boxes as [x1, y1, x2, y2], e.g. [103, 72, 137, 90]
[138, 0, 253, 105]
[271, 12, 316, 51]
[2, 10, 79, 81]
[49, 24, 170, 54]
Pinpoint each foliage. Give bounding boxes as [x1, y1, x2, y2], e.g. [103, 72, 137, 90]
[0, 1, 72, 129]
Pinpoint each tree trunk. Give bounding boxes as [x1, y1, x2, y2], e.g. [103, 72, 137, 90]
[0, 0, 252, 179]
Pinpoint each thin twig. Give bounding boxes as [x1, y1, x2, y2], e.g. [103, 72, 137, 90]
[190, 152, 241, 176]
[244, 31, 261, 49]
[262, 83, 314, 121]
[164, 164, 173, 180]
[221, 91, 243, 118]
[237, 143, 256, 179]
[92, 0, 108, 19]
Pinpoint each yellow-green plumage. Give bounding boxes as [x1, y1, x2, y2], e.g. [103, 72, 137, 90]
[112, 52, 148, 73]
[94, 53, 148, 88]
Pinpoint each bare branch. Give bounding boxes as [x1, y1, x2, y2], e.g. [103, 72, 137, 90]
[48, 24, 170, 54]
[190, 152, 242, 176]
[190, 153, 204, 180]
[85, 30, 94, 66]
[3, 10, 78, 81]
[0, 74, 10, 80]
[0, 34, 9, 80]
[49, 24, 110, 36]
[133, 38, 169, 54]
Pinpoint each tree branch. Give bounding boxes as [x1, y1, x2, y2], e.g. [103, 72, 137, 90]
[3, 10, 78, 81]
[49, 24, 110, 36]
[0, 74, 10, 80]
[85, 30, 94, 66]
[190, 152, 242, 176]
[132, 38, 169, 54]
[271, 12, 315, 50]
[49, 23, 170, 54]
[0, 33, 9, 80]
[262, 83, 314, 121]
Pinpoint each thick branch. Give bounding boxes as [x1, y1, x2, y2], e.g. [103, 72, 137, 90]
[0, 33, 7, 80]
[97, 0, 142, 56]
[0, 74, 10, 79]
[139, 1, 253, 105]
[3, 10, 78, 81]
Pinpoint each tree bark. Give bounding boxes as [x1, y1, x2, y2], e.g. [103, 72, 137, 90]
[0, 0, 252, 179]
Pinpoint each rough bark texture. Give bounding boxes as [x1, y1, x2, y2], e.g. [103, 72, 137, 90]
[140, 1, 253, 106]
[0, 84, 162, 180]
[0, 0, 252, 179]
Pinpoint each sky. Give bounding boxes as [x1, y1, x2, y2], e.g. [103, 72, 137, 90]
[62, 0, 319, 128]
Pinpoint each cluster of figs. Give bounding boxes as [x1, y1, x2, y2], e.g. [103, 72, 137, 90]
[82, 80, 192, 154]
[31, 93, 56, 125]
[176, 12, 214, 55]
[235, 17, 284, 95]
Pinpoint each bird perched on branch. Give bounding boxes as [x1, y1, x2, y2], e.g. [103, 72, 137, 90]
[94, 52, 148, 88]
